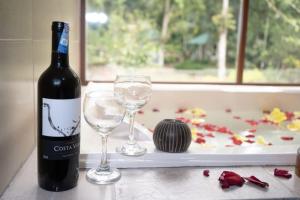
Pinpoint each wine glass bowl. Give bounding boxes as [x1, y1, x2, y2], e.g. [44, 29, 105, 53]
[115, 82, 152, 111]
[83, 91, 125, 184]
[114, 75, 152, 156]
[84, 93, 124, 133]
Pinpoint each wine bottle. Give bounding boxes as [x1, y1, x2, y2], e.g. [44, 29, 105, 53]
[37, 21, 81, 192]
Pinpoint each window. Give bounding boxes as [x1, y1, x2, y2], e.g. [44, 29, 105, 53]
[244, 0, 300, 83]
[81, 0, 300, 85]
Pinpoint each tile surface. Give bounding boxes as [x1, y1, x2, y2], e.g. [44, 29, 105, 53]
[1, 151, 300, 200]
[32, 0, 79, 41]
[0, 153, 115, 200]
[0, 40, 35, 194]
[116, 167, 297, 200]
[0, 0, 32, 39]
[264, 166, 300, 197]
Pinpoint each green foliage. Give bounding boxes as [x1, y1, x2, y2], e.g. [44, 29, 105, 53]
[212, 10, 236, 33]
[283, 56, 300, 68]
[87, 0, 233, 67]
[246, 0, 300, 72]
[243, 69, 267, 82]
[86, 0, 300, 83]
[175, 60, 216, 70]
[88, 4, 158, 67]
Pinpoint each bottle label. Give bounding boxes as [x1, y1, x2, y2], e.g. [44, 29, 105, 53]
[41, 135, 80, 160]
[42, 98, 80, 137]
[57, 26, 69, 54]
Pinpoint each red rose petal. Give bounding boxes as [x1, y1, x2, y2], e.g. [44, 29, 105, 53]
[191, 121, 201, 126]
[203, 170, 210, 177]
[285, 112, 294, 121]
[260, 119, 270, 124]
[202, 124, 216, 132]
[196, 132, 205, 137]
[245, 139, 255, 144]
[274, 168, 292, 179]
[260, 119, 277, 125]
[245, 119, 259, 126]
[152, 108, 160, 112]
[244, 176, 269, 188]
[217, 126, 234, 135]
[249, 129, 257, 133]
[205, 133, 215, 138]
[198, 123, 234, 135]
[230, 137, 243, 145]
[233, 116, 241, 120]
[175, 117, 190, 124]
[176, 108, 187, 114]
[280, 136, 294, 141]
[225, 108, 232, 113]
[195, 137, 206, 144]
[245, 134, 255, 138]
[193, 123, 201, 128]
[217, 127, 228, 133]
[137, 110, 144, 114]
[219, 171, 245, 189]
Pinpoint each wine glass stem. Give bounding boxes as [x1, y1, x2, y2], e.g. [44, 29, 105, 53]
[98, 134, 109, 171]
[128, 111, 136, 145]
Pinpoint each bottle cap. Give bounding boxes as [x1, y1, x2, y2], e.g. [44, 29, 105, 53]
[52, 21, 69, 32]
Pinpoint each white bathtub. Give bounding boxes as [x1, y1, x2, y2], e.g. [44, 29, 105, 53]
[80, 83, 300, 168]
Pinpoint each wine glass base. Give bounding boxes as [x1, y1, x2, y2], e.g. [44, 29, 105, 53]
[117, 143, 147, 156]
[86, 168, 121, 185]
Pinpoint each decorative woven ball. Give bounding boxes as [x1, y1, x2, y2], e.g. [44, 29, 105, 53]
[153, 119, 192, 153]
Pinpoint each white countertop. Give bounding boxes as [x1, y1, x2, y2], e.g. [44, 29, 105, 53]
[1, 149, 300, 200]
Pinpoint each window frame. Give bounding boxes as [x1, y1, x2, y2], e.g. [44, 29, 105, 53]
[79, 0, 300, 86]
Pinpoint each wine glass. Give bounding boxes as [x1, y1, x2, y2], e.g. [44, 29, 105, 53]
[83, 91, 125, 184]
[114, 75, 152, 156]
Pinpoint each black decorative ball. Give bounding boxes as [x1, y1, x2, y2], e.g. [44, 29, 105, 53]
[153, 119, 192, 153]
